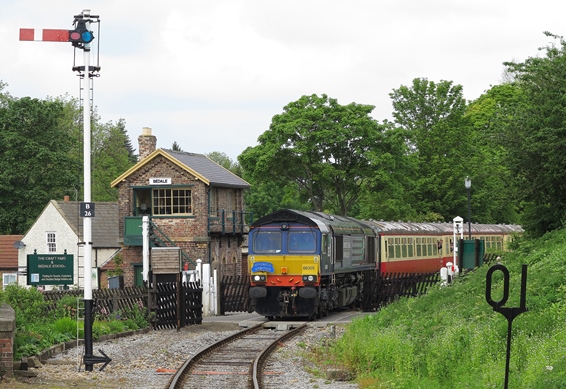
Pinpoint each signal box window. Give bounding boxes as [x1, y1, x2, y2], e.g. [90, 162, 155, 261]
[288, 231, 316, 253]
[254, 231, 282, 253]
[153, 188, 192, 215]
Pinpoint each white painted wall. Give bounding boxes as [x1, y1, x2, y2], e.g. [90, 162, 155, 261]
[17, 201, 87, 290]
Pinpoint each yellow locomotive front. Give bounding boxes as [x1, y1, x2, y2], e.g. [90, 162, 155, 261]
[248, 223, 321, 318]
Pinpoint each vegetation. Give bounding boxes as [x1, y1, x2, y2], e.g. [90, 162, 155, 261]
[0, 285, 150, 361]
[312, 230, 566, 388]
[236, 32, 566, 238]
[239, 94, 394, 217]
[0, 84, 135, 234]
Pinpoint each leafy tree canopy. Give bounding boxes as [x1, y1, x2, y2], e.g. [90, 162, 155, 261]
[0, 95, 80, 234]
[240, 94, 387, 216]
[502, 32, 566, 236]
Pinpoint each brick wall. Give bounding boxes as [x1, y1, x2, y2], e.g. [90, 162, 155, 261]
[0, 304, 15, 377]
[115, 154, 246, 284]
[138, 127, 157, 161]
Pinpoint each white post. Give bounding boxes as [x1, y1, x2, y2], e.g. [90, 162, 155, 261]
[142, 216, 149, 282]
[83, 12, 92, 301]
[81, 9, 95, 372]
[196, 259, 202, 286]
[213, 268, 220, 316]
[202, 263, 211, 317]
[453, 216, 464, 275]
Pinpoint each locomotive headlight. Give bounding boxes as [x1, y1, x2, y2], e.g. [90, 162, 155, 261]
[302, 275, 317, 283]
[308, 275, 314, 281]
[253, 275, 267, 282]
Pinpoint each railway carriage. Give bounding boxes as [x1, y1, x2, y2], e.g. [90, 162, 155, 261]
[248, 209, 522, 318]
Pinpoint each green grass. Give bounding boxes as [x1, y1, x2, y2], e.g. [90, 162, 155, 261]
[319, 229, 566, 388]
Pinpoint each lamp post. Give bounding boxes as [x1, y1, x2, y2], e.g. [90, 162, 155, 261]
[465, 176, 471, 239]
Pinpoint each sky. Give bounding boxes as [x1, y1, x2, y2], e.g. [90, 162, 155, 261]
[1, 1, 565, 161]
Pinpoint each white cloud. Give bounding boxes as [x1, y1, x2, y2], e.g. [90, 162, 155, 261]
[1, 0, 565, 160]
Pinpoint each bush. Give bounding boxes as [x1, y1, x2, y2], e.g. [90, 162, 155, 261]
[52, 295, 82, 320]
[2, 285, 48, 327]
[53, 317, 78, 337]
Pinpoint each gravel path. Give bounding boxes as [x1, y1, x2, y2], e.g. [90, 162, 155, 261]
[12, 321, 358, 389]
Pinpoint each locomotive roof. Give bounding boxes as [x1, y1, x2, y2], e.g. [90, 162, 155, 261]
[251, 209, 375, 235]
[251, 210, 523, 236]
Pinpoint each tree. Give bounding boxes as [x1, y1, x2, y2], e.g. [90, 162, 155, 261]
[239, 94, 385, 216]
[91, 118, 136, 201]
[502, 32, 566, 236]
[390, 78, 474, 221]
[464, 83, 523, 224]
[206, 151, 242, 176]
[171, 141, 183, 152]
[0, 96, 80, 234]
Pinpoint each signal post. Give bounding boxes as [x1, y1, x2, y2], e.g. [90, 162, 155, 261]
[20, 9, 110, 372]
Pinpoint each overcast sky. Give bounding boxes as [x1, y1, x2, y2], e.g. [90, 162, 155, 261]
[1, 1, 564, 161]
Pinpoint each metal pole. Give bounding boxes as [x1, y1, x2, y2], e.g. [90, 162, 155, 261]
[81, 8, 94, 372]
[467, 188, 471, 239]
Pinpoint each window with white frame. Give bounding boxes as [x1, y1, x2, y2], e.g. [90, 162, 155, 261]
[152, 188, 192, 215]
[3, 273, 17, 289]
[47, 232, 56, 253]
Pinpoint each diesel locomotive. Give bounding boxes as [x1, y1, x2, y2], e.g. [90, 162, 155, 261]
[247, 209, 522, 318]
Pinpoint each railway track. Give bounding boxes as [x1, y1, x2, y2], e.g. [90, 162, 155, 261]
[168, 322, 307, 389]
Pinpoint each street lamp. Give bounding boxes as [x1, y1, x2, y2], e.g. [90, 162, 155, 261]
[465, 176, 471, 239]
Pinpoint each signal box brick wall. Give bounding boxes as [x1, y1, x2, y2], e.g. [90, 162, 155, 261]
[116, 154, 245, 286]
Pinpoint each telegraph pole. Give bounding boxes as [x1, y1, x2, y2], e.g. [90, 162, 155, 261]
[20, 9, 110, 372]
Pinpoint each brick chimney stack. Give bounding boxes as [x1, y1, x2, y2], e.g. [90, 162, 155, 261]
[138, 127, 157, 161]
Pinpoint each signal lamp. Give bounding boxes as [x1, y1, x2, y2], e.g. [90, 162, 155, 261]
[69, 19, 94, 48]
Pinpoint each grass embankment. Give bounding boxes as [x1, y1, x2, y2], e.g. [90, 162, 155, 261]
[0, 287, 150, 363]
[320, 230, 566, 388]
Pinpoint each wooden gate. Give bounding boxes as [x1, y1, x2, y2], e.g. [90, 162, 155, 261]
[360, 271, 440, 311]
[150, 281, 203, 330]
[219, 275, 250, 314]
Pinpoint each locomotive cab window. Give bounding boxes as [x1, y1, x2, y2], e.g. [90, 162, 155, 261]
[288, 231, 316, 253]
[253, 231, 282, 253]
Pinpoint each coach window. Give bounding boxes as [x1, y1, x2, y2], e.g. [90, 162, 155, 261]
[408, 237, 414, 257]
[395, 238, 401, 258]
[387, 239, 394, 259]
[401, 238, 407, 257]
[427, 238, 433, 256]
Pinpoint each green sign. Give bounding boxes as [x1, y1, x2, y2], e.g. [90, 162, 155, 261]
[27, 253, 74, 285]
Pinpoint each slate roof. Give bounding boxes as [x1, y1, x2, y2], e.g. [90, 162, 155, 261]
[0, 235, 23, 269]
[53, 201, 120, 248]
[110, 149, 250, 189]
[163, 149, 250, 188]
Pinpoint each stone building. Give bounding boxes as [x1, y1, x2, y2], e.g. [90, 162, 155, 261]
[110, 128, 251, 286]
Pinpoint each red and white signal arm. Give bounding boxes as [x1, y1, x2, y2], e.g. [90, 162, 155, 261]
[19, 28, 70, 42]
